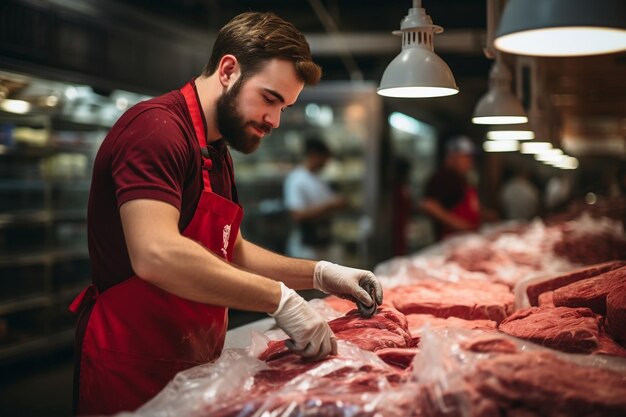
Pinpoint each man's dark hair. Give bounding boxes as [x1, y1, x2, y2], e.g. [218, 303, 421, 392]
[203, 12, 322, 85]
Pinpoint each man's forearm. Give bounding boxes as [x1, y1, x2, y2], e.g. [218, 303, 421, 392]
[232, 234, 317, 290]
[421, 199, 475, 231]
[133, 233, 282, 313]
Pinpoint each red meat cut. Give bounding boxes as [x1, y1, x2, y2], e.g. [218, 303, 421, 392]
[389, 279, 514, 324]
[606, 283, 626, 346]
[259, 306, 413, 362]
[498, 305, 626, 357]
[552, 266, 626, 315]
[375, 347, 420, 369]
[406, 313, 496, 345]
[461, 335, 518, 354]
[526, 260, 625, 306]
[467, 351, 626, 417]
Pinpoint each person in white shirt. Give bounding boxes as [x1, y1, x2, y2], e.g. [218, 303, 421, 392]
[501, 168, 540, 220]
[284, 138, 348, 260]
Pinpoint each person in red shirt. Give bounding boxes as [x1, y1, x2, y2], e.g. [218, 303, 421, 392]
[421, 135, 482, 240]
[70, 12, 382, 416]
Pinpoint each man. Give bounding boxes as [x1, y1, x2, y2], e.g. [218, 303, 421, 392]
[70, 12, 382, 415]
[284, 137, 348, 261]
[421, 135, 482, 240]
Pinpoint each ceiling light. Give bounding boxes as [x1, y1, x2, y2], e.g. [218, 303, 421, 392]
[0, 99, 31, 114]
[377, 0, 458, 98]
[389, 112, 423, 135]
[520, 142, 552, 154]
[535, 148, 564, 162]
[495, 0, 626, 57]
[486, 130, 535, 140]
[483, 140, 519, 152]
[472, 58, 528, 125]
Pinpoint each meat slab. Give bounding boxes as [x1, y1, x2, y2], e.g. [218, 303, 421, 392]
[606, 283, 626, 346]
[498, 305, 626, 357]
[406, 313, 496, 345]
[526, 260, 625, 306]
[467, 351, 626, 417]
[552, 265, 626, 315]
[389, 279, 514, 324]
[259, 306, 414, 362]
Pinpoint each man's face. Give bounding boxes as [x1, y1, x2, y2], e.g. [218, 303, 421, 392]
[216, 59, 304, 154]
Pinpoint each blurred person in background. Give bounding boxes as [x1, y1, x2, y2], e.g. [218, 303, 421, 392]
[284, 137, 348, 261]
[420, 135, 493, 241]
[545, 173, 572, 212]
[70, 12, 382, 416]
[392, 157, 413, 256]
[500, 167, 540, 220]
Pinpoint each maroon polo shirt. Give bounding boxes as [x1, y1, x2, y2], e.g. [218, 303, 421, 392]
[87, 82, 238, 291]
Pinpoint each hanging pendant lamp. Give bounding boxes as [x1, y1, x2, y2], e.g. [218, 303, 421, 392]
[472, 57, 527, 125]
[495, 0, 626, 57]
[377, 0, 458, 98]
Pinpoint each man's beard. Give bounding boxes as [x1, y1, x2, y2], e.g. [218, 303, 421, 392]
[215, 78, 271, 154]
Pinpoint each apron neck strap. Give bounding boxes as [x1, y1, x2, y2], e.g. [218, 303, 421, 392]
[181, 81, 212, 192]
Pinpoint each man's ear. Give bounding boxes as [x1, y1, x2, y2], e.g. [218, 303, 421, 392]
[217, 55, 241, 88]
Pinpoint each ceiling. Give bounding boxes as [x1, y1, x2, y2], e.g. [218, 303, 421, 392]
[2, 0, 625, 155]
[119, 0, 626, 151]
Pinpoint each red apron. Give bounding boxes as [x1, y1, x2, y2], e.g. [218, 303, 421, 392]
[70, 82, 243, 416]
[442, 186, 481, 238]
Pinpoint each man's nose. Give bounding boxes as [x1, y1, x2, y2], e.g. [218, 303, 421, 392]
[264, 107, 281, 129]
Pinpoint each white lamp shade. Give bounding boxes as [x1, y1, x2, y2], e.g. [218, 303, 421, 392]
[495, 0, 626, 56]
[472, 88, 528, 124]
[378, 48, 459, 98]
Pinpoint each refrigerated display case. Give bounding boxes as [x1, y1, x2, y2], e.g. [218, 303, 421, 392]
[0, 70, 147, 364]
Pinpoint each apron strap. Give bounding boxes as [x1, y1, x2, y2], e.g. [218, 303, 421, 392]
[180, 82, 213, 192]
[69, 285, 99, 314]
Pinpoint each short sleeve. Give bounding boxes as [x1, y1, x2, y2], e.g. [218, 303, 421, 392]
[111, 108, 193, 210]
[284, 170, 307, 210]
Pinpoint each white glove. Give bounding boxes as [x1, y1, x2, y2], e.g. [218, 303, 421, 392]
[313, 261, 383, 307]
[269, 282, 337, 361]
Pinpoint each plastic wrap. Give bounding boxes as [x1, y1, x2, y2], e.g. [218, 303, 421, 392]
[119, 325, 626, 417]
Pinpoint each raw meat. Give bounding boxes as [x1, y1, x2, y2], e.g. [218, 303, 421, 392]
[375, 347, 419, 369]
[389, 279, 514, 324]
[460, 335, 518, 354]
[406, 313, 496, 345]
[554, 230, 626, 265]
[259, 306, 413, 362]
[323, 295, 358, 314]
[498, 306, 626, 356]
[467, 351, 626, 417]
[606, 283, 626, 345]
[553, 266, 626, 315]
[526, 260, 625, 306]
[537, 291, 554, 307]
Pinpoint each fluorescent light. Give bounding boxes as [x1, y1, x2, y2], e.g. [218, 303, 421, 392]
[495, 0, 626, 57]
[378, 1, 458, 98]
[487, 130, 535, 140]
[389, 112, 422, 135]
[483, 140, 519, 152]
[0, 99, 31, 114]
[520, 142, 552, 154]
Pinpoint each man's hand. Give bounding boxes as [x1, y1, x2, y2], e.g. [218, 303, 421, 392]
[313, 261, 383, 307]
[270, 283, 337, 361]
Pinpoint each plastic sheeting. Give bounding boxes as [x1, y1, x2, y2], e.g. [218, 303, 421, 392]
[117, 324, 626, 417]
